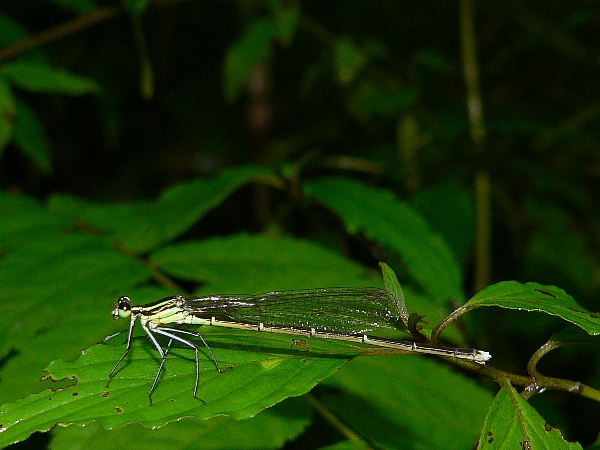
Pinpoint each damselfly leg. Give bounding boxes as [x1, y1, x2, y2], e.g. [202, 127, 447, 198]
[107, 317, 222, 404]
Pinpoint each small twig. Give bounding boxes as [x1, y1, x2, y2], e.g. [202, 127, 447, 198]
[522, 338, 600, 401]
[430, 303, 472, 344]
[146, 260, 187, 293]
[476, 359, 600, 402]
[0, 5, 123, 62]
[111, 239, 187, 293]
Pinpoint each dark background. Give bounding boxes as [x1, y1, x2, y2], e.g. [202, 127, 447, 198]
[2, 0, 600, 447]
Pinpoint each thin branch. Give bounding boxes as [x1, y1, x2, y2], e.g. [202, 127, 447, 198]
[459, 0, 491, 294]
[0, 5, 123, 62]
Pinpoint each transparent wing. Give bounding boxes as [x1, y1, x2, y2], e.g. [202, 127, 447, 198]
[186, 287, 398, 334]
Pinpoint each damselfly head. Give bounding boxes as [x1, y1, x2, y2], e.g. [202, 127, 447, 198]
[112, 296, 133, 320]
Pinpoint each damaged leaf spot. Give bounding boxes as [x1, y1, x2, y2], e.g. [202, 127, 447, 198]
[534, 289, 557, 298]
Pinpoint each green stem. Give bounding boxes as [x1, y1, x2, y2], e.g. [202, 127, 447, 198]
[459, 0, 491, 293]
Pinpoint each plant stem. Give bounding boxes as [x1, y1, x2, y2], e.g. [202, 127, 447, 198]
[459, 0, 491, 293]
[0, 5, 122, 62]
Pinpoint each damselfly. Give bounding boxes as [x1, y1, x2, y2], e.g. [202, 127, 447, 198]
[105, 287, 491, 403]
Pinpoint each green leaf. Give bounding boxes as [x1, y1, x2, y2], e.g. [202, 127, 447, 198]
[0, 191, 70, 249]
[466, 281, 600, 335]
[379, 261, 409, 326]
[477, 385, 582, 449]
[522, 199, 600, 298]
[12, 99, 52, 173]
[321, 356, 494, 450]
[0, 79, 16, 153]
[150, 233, 383, 292]
[305, 177, 464, 302]
[413, 48, 455, 73]
[48, 166, 278, 253]
[320, 441, 371, 450]
[347, 80, 417, 120]
[0, 60, 99, 95]
[0, 192, 152, 404]
[333, 37, 367, 85]
[0, 185, 493, 448]
[0, 330, 361, 446]
[0, 233, 151, 404]
[409, 181, 474, 266]
[0, 12, 30, 48]
[223, 20, 277, 101]
[48, 397, 312, 450]
[268, 0, 300, 46]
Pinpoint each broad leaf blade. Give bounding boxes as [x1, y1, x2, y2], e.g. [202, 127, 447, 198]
[466, 282, 600, 335]
[13, 99, 52, 173]
[150, 233, 382, 292]
[319, 442, 370, 450]
[48, 398, 312, 450]
[49, 165, 278, 253]
[223, 20, 277, 101]
[0, 234, 149, 351]
[268, 0, 299, 45]
[0, 191, 70, 249]
[347, 80, 417, 120]
[0, 192, 151, 404]
[477, 386, 582, 449]
[0, 60, 99, 95]
[305, 178, 464, 302]
[0, 330, 363, 446]
[321, 356, 494, 450]
[409, 181, 474, 265]
[0, 233, 150, 404]
[333, 37, 367, 85]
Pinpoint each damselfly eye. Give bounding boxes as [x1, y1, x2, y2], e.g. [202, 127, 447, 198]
[118, 296, 132, 311]
[112, 296, 133, 319]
